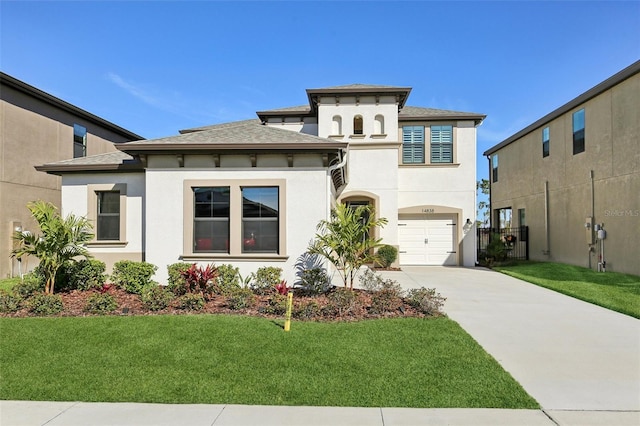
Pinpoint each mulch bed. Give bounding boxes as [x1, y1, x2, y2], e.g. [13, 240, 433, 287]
[2, 287, 434, 322]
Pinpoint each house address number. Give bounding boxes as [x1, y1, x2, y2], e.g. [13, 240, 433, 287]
[422, 208, 435, 213]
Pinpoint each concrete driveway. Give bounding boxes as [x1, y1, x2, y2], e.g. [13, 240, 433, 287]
[379, 266, 640, 415]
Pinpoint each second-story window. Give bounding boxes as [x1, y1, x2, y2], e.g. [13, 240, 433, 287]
[542, 127, 550, 157]
[402, 126, 424, 164]
[573, 109, 585, 155]
[492, 154, 499, 182]
[431, 125, 453, 163]
[374, 115, 384, 134]
[73, 124, 87, 158]
[353, 115, 363, 135]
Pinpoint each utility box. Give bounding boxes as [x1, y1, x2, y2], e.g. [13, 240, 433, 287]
[585, 217, 594, 244]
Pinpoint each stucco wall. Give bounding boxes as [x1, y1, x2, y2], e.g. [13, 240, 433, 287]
[61, 173, 146, 273]
[490, 72, 639, 275]
[0, 89, 136, 277]
[144, 168, 330, 285]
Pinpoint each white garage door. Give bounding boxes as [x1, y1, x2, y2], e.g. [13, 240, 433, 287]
[398, 215, 457, 266]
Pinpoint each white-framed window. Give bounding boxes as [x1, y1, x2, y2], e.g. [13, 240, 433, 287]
[97, 191, 121, 240]
[402, 126, 425, 164]
[542, 126, 550, 158]
[430, 125, 453, 163]
[87, 183, 127, 246]
[241, 187, 279, 253]
[193, 187, 230, 253]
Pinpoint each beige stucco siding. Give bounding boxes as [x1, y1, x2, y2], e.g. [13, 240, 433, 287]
[490, 71, 639, 275]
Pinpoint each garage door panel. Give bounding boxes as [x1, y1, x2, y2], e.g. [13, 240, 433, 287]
[398, 216, 457, 266]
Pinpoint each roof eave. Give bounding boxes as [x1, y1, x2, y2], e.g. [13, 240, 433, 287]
[483, 60, 640, 157]
[306, 86, 413, 110]
[117, 142, 348, 155]
[399, 114, 486, 125]
[35, 163, 144, 176]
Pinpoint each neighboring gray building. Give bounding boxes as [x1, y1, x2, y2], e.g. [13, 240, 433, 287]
[0, 72, 142, 278]
[483, 61, 639, 275]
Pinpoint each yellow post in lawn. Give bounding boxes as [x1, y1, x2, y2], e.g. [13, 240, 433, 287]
[284, 290, 293, 332]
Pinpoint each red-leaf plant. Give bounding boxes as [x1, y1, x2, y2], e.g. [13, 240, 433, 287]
[180, 264, 219, 298]
[275, 280, 290, 295]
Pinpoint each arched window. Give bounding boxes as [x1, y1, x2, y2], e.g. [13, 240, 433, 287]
[374, 115, 384, 134]
[353, 115, 363, 135]
[332, 115, 342, 135]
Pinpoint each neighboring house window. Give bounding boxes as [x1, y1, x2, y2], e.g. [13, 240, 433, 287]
[374, 115, 384, 134]
[492, 154, 498, 182]
[518, 208, 526, 227]
[542, 127, 550, 157]
[97, 191, 120, 240]
[402, 126, 425, 164]
[430, 125, 453, 163]
[573, 109, 585, 154]
[353, 115, 363, 135]
[73, 124, 87, 158]
[242, 187, 279, 253]
[332, 115, 342, 135]
[193, 187, 230, 253]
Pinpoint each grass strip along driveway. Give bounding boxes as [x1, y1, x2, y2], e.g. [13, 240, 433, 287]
[494, 262, 640, 319]
[0, 315, 537, 408]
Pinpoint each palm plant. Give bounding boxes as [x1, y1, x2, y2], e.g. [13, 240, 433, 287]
[308, 203, 388, 289]
[11, 201, 94, 294]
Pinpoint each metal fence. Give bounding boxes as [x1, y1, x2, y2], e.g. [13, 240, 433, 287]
[477, 226, 529, 262]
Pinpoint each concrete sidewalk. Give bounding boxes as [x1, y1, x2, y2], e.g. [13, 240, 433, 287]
[2, 267, 639, 425]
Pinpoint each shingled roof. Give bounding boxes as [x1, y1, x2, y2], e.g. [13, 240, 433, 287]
[399, 106, 485, 124]
[35, 151, 142, 174]
[119, 119, 346, 154]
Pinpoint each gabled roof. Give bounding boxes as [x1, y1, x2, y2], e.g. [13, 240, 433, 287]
[118, 119, 347, 155]
[399, 106, 486, 124]
[35, 151, 142, 175]
[483, 60, 640, 156]
[0, 72, 143, 141]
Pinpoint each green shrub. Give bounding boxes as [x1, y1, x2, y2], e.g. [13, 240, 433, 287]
[13, 273, 45, 298]
[226, 288, 255, 310]
[84, 293, 118, 314]
[0, 290, 22, 313]
[180, 264, 218, 298]
[111, 260, 158, 294]
[370, 288, 403, 314]
[261, 294, 287, 315]
[63, 259, 106, 291]
[406, 287, 446, 315]
[293, 300, 321, 320]
[28, 293, 63, 316]
[485, 234, 507, 262]
[167, 262, 192, 295]
[140, 285, 173, 311]
[376, 245, 398, 268]
[299, 268, 330, 295]
[217, 264, 241, 296]
[176, 293, 205, 311]
[327, 288, 358, 316]
[250, 267, 282, 295]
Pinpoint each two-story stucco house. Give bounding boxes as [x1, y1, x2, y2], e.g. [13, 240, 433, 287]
[483, 61, 639, 276]
[38, 84, 485, 284]
[0, 72, 142, 278]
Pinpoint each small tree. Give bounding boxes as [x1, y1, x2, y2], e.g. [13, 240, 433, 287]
[11, 201, 94, 294]
[308, 203, 387, 289]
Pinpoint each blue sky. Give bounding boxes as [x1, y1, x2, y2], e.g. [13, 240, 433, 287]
[1, 1, 639, 184]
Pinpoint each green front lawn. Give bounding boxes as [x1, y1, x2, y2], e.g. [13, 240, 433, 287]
[494, 262, 640, 318]
[0, 315, 538, 408]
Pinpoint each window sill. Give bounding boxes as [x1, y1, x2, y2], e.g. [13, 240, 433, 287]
[370, 134, 387, 138]
[328, 134, 344, 139]
[87, 241, 128, 248]
[181, 254, 289, 262]
[399, 163, 460, 168]
[349, 134, 366, 139]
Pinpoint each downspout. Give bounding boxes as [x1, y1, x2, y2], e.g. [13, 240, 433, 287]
[544, 180, 550, 256]
[589, 170, 595, 269]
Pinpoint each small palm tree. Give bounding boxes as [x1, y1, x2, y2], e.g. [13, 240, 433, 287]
[11, 201, 94, 294]
[308, 203, 388, 289]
